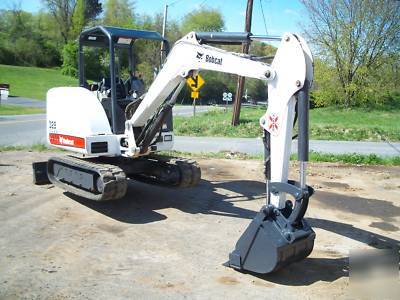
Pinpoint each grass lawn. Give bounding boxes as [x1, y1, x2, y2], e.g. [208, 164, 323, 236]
[0, 145, 398, 165]
[160, 150, 400, 166]
[174, 106, 400, 142]
[0, 64, 76, 100]
[0, 104, 44, 115]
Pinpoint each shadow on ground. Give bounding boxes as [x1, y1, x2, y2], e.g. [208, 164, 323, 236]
[313, 190, 400, 222]
[308, 218, 399, 250]
[66, 178, 399, 286]
[253, 256, 348, 286]
[68, 179, 264, 224]
[254, 218, 399, 286]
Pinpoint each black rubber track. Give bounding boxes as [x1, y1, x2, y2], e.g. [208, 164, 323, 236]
[47, 156, 127, 201]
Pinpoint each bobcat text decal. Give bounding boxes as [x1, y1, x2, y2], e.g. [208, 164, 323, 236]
[49, 133, 85, 148]
[205, 54, 222, 65]
[196, 52, 223, 65]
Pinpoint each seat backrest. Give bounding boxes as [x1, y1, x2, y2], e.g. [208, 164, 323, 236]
[101, 77, 127, 99]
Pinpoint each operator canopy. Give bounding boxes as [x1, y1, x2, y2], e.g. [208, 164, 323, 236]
[79, 25, 167, 48]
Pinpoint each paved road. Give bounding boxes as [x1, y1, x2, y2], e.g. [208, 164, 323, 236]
[3, 97, 45, 108]
[0, 106, 213, 146]
[1, 111, 399, 156]
[0, 114, 47, 145]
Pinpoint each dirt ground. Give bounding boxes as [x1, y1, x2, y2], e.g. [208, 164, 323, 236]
[0, 151, 399, 299]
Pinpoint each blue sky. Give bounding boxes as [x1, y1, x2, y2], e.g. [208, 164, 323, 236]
[0, 0, 306, 36]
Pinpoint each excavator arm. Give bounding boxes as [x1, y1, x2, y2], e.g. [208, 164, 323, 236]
[125, 31, 316, 274]
[126, 31, 313, 210]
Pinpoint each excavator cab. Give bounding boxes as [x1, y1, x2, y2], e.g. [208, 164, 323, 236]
[78, 26, 171, 134]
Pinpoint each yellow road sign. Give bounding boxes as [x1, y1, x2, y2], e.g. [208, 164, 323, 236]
[186, 74, 204, 92]
[191, 91, 199, 99]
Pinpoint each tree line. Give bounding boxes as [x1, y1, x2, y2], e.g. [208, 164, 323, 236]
[0, 0, 398, 107]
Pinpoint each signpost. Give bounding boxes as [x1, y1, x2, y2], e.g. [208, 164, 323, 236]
[223, 92, 233, 111]
[186, 74, 205, 116]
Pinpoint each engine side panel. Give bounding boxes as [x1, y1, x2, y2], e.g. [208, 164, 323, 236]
[46, 87, 120, 155]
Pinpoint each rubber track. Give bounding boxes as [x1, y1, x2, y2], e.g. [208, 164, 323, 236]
[48, 156, 127, 201]
[148, 155, 201, 188]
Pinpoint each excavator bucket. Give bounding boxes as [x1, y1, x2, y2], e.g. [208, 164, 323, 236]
[229, 80, 315, 274]
[228, 183, 315, 273]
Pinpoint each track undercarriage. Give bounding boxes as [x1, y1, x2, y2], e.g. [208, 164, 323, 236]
[33, 155, 201, 201]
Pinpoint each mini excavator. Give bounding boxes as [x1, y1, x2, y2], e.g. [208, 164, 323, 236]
[33, 26, 315, 274]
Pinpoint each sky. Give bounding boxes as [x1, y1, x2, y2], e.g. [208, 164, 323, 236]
[0, 0, 306, 36]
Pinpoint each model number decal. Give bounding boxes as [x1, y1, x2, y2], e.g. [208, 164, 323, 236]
[48, 120, 57, 130]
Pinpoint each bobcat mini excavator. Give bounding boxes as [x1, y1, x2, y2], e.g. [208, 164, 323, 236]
[33, 26, 315, 274]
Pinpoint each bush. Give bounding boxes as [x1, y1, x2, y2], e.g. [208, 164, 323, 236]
[61, 42, 78, 77]
[61, 42, 107, 80]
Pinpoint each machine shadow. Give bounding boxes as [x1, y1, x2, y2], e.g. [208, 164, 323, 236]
[308, 218, 400, 250]
[258, 218, 399, 286]
[66, 179, 399, 286]
[253, 256, 349, 286]
[313, 190, 400, 222]
[67, 178, 265, 224]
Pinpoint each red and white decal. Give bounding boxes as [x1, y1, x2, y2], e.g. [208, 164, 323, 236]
[268, 114, 279, 133]
[49, 133, 85, 148]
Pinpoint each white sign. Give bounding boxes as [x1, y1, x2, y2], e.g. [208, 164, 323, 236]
[117, 37, 132, 45]
[223, 92, 233, 102]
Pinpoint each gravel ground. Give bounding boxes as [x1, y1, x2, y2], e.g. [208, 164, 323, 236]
[0, 151, 399, 299]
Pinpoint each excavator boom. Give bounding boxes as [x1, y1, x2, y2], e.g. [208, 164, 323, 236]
[128, 31, 312, 209]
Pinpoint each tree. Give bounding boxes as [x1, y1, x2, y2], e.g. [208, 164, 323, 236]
[43, 0, 102, 43]
[0, 6, 61, 67]
[61, 41, 78, 76]
[181, 6, 224, 34]
[301, 0, 400, 107]
[85, 0, 102, 22]
[71, 0, 86, 38]
[42, 0, 76, 44]
[103, 0, 135, 28]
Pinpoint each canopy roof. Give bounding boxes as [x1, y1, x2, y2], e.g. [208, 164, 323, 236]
[79, 25, 165, 48]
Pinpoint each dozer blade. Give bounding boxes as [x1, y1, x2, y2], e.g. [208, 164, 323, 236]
[228, 181, 315, 274]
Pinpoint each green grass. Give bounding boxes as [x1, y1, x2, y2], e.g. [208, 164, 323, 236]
[0, 144, 50, 152]
[161, 150, 400, 166]
[0, 104, 44, 115]
[0, 64, 77, 100]
[306, 152, 400, 165]
[309, 107, 400, 141]
[0, 145, 398, 165]
[174, 106, 400, 141]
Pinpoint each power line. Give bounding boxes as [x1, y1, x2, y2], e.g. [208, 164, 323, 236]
[199, 0, 208, 7]
[167, 0, 186, 7]
[259, 0, 268, 35]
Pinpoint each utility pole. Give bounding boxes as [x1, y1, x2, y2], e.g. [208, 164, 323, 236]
[160, 3, 168, 65]
[161, 0, 183, 64]
[231, 0, 254, 126]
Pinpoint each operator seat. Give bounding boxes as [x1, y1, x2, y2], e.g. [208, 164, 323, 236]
[100, 77, 127, 99]
[125, 74, 145, 99]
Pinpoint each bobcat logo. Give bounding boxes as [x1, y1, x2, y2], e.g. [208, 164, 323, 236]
[196, 52, 204, 60]
[268, 114, 279, 133]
